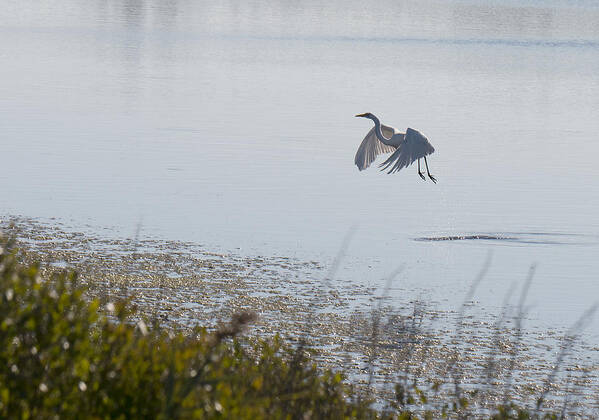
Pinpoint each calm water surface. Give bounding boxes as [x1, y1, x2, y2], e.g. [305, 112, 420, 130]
[2, 0, 599, 333]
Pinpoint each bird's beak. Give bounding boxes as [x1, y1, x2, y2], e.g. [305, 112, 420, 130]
[355, 113, 367, 118]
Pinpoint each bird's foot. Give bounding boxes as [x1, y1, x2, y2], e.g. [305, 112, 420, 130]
[428, 174, 437, 184]
[418, 172, 426, 181]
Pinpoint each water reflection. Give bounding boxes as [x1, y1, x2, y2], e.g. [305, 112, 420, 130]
[2, 0, 599, 331]
[451, 3, 555, 40]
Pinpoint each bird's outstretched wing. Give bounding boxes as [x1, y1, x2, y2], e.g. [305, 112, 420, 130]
[354, 124, 400, 171]
[379, 128, 435, 174]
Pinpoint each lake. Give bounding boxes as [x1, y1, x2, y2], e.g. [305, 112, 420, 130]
[2, 0, 599, 336]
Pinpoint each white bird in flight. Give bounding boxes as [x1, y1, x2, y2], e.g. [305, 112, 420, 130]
[354, 112, 437, 183]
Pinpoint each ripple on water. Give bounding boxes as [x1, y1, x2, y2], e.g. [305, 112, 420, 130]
[414, 232, 598, 245]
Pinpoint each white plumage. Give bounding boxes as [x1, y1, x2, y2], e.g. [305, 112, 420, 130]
[354, 124, 403, 171]
[354, 112, 437, 183]
[380, 128, 435, 174]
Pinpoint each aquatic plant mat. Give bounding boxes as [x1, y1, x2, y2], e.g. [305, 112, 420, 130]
[2, 216, 599, 416]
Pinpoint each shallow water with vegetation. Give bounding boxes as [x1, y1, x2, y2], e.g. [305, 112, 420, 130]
[3, 217, 598, 416]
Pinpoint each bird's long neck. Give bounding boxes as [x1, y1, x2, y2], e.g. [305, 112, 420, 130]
[370, 115, 392, 145]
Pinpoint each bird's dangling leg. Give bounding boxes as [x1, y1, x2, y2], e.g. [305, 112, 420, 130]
[424, 156, 437, 184]
[418, 159, 426, 181]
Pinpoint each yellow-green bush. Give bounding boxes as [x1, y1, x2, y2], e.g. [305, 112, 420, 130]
[0, 243, 375, 419]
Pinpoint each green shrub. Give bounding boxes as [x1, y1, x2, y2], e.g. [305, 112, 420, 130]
[0, 242, 376, 419]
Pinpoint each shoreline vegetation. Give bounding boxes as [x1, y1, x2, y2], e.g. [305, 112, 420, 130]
[1, 217, 598, 418]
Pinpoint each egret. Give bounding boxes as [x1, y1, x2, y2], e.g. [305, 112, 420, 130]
[354, 112, 437, 183]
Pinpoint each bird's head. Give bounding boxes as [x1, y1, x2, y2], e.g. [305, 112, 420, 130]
[355, 112, 375, 119]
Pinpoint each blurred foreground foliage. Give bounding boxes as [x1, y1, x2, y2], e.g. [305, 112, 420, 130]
[0, 241, 374, 419]
[0, 239, 561, 419]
